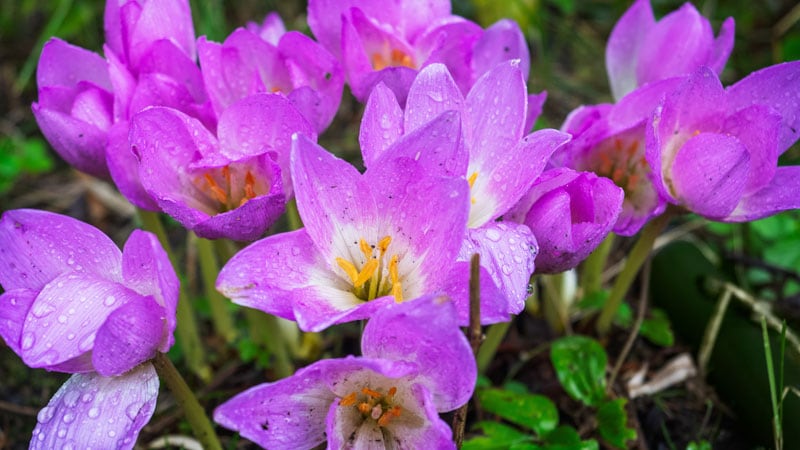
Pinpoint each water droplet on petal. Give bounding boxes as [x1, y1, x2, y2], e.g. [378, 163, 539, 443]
[485, 228, 501, 242]
[31, 302, 56, 318]
[57, 315, 67, 324]
[125, 403, 140, 420]
[21, 332, 35, 350]
[104, 295, 116, 306]
[87, 407, 100, 419]
[37, 406, 55, 424]
[62, 412, 75, 424]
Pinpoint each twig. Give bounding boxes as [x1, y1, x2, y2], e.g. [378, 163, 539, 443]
[608, 259, 651, 393]
[698, 288, 733, 377]
[453, 254, 482, 448]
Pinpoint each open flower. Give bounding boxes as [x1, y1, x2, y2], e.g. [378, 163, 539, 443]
[307, 0, 529, 103]
[0, 209, 178, 448]
[198, 12, 344, 133]
[606, 0, 734, 100]
[129, 94, 315, 241]
[217, 132, 470, 331]
[214, 295, 475, 449]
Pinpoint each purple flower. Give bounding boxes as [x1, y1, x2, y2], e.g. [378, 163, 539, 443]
[217, 132, 471, 331]
[606, 0, 734, 100]
[214, 295, 475, 449]
[648, 63, 800, 221]
[359, 61, 570, 320]
[0, 209, 178, 448]
[129, 94, 314, 241]
[506, 168, 624, 273]
[198, 13, 344, 133]
[307, 0, 529, 103]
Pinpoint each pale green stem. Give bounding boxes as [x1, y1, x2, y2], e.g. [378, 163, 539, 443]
[541, 273, 571, 334]
[245, 309, 294, 379]
[137, 209, 211, 382]
[195, 235, 237, 344]
[698, 287, 733, 377]
[580, 234, 615, 296]
[596, 212, 671, 335]
[152, 353, 222, 450]
[477, 321, 511, 374]
[286, 198, 303, 231]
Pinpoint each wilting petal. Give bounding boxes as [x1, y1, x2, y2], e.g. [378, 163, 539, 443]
[214, 361, 333, 449]
[0, 209, 122, 291]
[30, 363, 158, 450]
[728, 166, 800, 222]
[605, 0, 654, 100]
[92, 297, 164, 376]
[360, 82, 405, 166]
[362, 295, 476, 411]
[0, 288, 37, 354]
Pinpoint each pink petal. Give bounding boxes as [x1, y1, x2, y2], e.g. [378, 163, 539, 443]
[403, 63, 464, 133]
[37, 38, 111, 90]
[471, 19, 530, 83]
[92, 296, 164, 376]
[728, 166, 800, 222]
[0, 288, 37, 354]
[605, 0, 655, 100]
[360, 82, 404, 166]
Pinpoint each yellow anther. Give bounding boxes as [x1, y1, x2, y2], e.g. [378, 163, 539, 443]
[377, 236, 392, 255]
[388, 255, 400, 284]
[359, 238, 373, 260]
[339, 392, 357, 406]
[354, 259, 378, 288]
[467, 172, 479, 188]
[362, 387, 382, 398]
[204, 173, 228, 204]
[336, 257, 360, 284]
[358, 402, 372, 414]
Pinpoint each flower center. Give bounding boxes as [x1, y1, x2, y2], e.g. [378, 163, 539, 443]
[371, 47, 416, 71]
[194, 165, 264, 213]
[581, 136, 649, 196]
[335, 236, 403, 302]
[339, 386, 403, 428]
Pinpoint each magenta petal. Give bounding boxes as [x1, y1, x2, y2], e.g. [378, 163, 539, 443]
[727, 166, 800, 222]
[709, 17, 735, 74]
[670, 132, 750, 218]
[362, 295, 476, 411]
[121, 230, 178, 352]
[293, 289, 395, 332]
[214, 361, 332, 449]
[471, 19, 530, 82]
[21, 273, 143, 371]
[721, 104, 781, 195]
[727, 61, 800, 154]
[106, 122, 160, 211]
[37, 38, 111, 90]
[383, 110, 466, 177]
[524, 91, 547, 133]
[403, 63, 464, 133]
[92, 297, 164, 376]
[0, 288, 37, 354]
[360, 82, 404, 167]
[29, 363, 158, 450]
[126, 0, 196, 66]
[0, 209, 122, 291]
[217, 229, 318, 320]
[442, 261, 510, 325]
[605, 0, 655, 100]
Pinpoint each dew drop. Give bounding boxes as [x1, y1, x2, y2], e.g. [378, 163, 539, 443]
[37, 406, 55, 424]
[87, 407, 100, 418]
[57, 315, 68, 324]
[291, 247, 301, 256]
[81, 392, 94, 403]
[125, 403, 140, 420]
[78, 334, 95, 352]
[31, 302, 56, 318]
[62, 412, 75, 424]
[485, 228, 501, 242]
[108, 430, 117, 438]
[57, 428, 67, 438]
[21, 332, 35, 350]
[104, 295, 116, 306]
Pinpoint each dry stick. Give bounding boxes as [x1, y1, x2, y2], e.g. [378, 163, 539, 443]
[608, 259, 651, 394]
[453, 253, 482, 448]
[698, 287, 733, 377]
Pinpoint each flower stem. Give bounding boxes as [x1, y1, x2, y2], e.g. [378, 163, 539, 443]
[244, 309, 294, 379]
[453, 253, 482, 448]
[137, 209, 211, 382]
[581, 233, 614, 296]
[195, 234, 238, 344]
[477, 320, 510, 374]
[152, 353, 222, 450]
[285, 198, 303, 231]
[596, 212, 671, 336]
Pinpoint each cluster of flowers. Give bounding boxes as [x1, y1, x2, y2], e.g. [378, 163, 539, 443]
[1, 0, 798, 448]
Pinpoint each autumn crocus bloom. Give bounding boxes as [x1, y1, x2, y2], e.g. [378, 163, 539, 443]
[217, 130, 470, 331]
[606, 0, 734, 100]
[0, 210, 178, 448]
[198, 12, 344, 133]
[307, 0, 529, 103]
[506, 168, 624, 274]
[648, 63, 800, 221]
[214, 295, 475, 449]
[360, 61, 570, 321]
[129, 94, 315, 241]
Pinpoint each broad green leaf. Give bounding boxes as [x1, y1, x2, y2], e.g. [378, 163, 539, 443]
[639, 309, 675, 346]
[542, 425, 599, 450]
[503, 380, 530, 395]
[596, 398, 636, 449]
[463, 421, 537, 450]
[478, 388, 559, 436]
[576, 290, 608, 311]
[686, 440, 712, 450]
[550, 336, 607, 407]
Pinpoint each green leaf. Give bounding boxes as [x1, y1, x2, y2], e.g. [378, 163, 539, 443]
[19, 137, 54, 173]
[639, 308, 675, 346]
[502, 380, 530, 395]
[463, 421, 536, 450]
[478, 388, 559, 436]
[550, 336, 607, 407]
[596, 398, 636, 449]
[576, 289, 608, 311]
[541, 426, 599, 450]
[686, 440, 712, 450]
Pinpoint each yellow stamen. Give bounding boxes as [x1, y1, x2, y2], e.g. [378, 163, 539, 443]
[387, 387, 397, 398]
[339, 392, 357, 406]
[362, 387, 382, 398]
[371, 53, 388, 71]
[244, 171, 256, 200]
[377, 406, 403, 427]
[336, 257, 360, 284]
[358, 402, 372, 414]
[359, 238, 373, 260]
[204, 173, 228, 204]
[467, 172, 478, 188]
[389, 255, 403, 302]
[378, 236, 392, 255]
[354, 259, 378, 288]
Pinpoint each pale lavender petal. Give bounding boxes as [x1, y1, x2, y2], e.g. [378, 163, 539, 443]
[127, 73, 215, 131]
[721, 104, 781, 195]
[382, 110, 466, 177]
[37, 38, 111, 90]
[192, 188, 286, 242]
[606, 0, 655, 100]
[30, 363, 158, 450]
[362, 295, 476, 411]
[106, 121, 160, 211]
[659, 67, 726, 136]
[0, 209, 122, 291]
[248, 12, 286, 45]
[709, 17, 735, 74]
[670, 132, 750, 218]
[214, 361, 333, 449]
[403, 63, 464, 134]
[0, 288, 36, 354]
[21, 273, 143, 372]
[121, 230, 178, 351]
[524, 91, 547, 133]
[442, 261, 510, 325]
[471, 19, 530, 82]
[727, 61, 800, 153]
[126, 0, 196, 66]
[360, 82, 404, 167]
[390, 384, 456, 449]
[92, 296, 164, 376]
[728, 166, 800, 222]
[293, 287, 395, 332]
[217, 229, 318, 320]
[416, 17, 482, 93]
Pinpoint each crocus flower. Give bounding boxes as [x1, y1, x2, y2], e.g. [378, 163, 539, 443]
[129, 93, 314, 241]
[214, 294, 475, 449]
[307, 0, 530, 103]
[198, 12, 344, 133]
[359, 61, 570, 321]
[0, 209, 178, 448]
[506, 168, 624, 273]
[648, 63, 800, 221]
[217, 130, 471, 331]
[606, 0, 734, 100]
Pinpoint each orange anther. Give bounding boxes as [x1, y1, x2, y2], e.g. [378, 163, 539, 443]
[358, 402, 372, 414]
[359, 238, 373, 260]
[387, 387, 397, 397]
[378, 236, 392, 254]
[467, 172, 479, 188]
[361, 387, 382, 398]
[339, 392, 357, 406]
[204, 173, 228, 204]
[244, 171, 257, 200]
